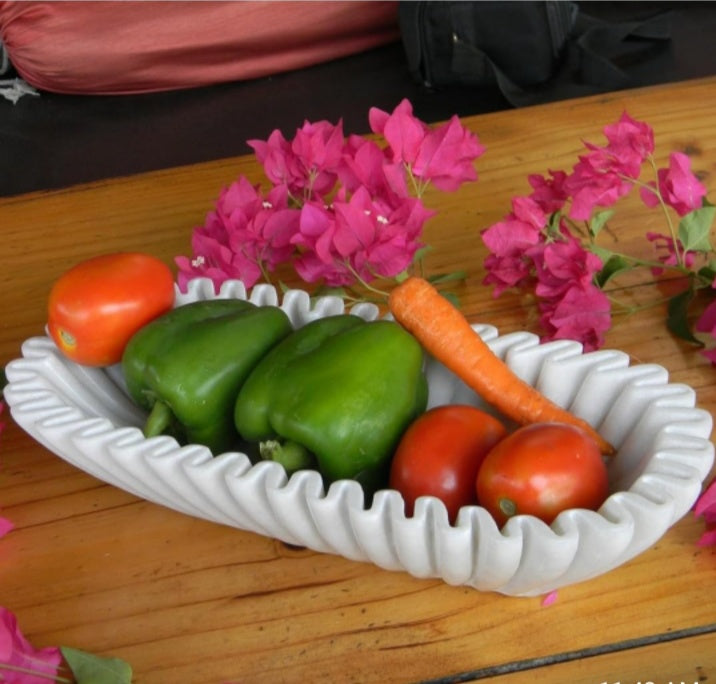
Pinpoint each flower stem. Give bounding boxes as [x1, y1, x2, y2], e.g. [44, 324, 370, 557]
[620, 157, 683, 267]
[257, 258, 274, 287]
[607, 249, 683, 272]
[343, 262, 392, 299]
[405, 163, 430, 198]
[649, 155, 683, 266]
[606, 291, 675, 314]
[0, 662, 72, 682]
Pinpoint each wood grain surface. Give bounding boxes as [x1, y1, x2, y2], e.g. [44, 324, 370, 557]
[1, 77, 715, 683]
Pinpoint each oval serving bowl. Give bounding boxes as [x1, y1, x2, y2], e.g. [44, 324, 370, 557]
[4, 278, 714, 596]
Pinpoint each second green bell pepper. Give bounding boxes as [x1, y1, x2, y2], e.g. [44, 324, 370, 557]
[122, 298, 293, 453]
[234, 314, 428, 490]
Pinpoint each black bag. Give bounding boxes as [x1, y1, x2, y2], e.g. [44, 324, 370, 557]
[399, 1, 673, 106]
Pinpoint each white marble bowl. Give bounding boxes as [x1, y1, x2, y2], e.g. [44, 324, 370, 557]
[5, 279, 714, 596]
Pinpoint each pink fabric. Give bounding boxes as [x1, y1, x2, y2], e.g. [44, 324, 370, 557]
[0, 1, 399, 94]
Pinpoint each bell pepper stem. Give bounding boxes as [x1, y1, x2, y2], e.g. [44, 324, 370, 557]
[144, 400, 174, 438]
[260, 439, 317, 475]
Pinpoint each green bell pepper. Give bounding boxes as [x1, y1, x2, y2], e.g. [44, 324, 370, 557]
[122, 298, 293, 454]
[234, 314, 428, 491]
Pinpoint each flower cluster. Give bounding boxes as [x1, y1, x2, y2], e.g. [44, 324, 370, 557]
[176, 99, 484, 299]
[481, 113, 716, 545]
[481, 112, 713, 353]
[0, 605, 132, 683]
[0, 606, 62, 683]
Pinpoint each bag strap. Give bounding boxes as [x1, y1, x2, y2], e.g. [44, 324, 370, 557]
[430, 5, 673, 107]
[569, 9, 672, 90]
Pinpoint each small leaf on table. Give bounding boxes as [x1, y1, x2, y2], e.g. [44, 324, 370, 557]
[667, 288, 704, 346]
[61, 646, 133, 684]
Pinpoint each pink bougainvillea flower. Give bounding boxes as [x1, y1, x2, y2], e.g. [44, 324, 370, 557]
[292, 187, 430, 286]
[482, 251, 534, 296]
[291, 119, 345, 174]
[481, 230, 539, 295]
[176, 177, 299, 291]
[369, 98, 429, 166]
[538, 282, 612, 352]
[411, 115, 485, 192]
[482, 112, 713, 356]
[481, 195, 547, 256]
[695, 278, 716, 364]
[339, 135, 407, 202]
[182, 100, 482, 295]
[329, 188, 392, 263]
[601, 111, 654, 178]
[511, 195, 548, 231]
[564, 152, 633, 220]
[563, 112, 654, 220]
[175, 247, 238, 294]
[351, 194, 432, 279]
[515, 228, 612, 351]
[645, 230, 695, 275]
[481, 196, 547, 295]
[370, 99, 484, 192]
[249, 119, 345, 200]
[640, 151, 707, 216]
[223, 182, 299, 273]
[659, 152, 707, 215]
[531, 230, 605, 300]
[289, 118, 345, 197]
[694, 478, 716, 546]
[528, 169, 569, 214]
[481, 215, 542, 257]
[0, 606, 62, 684]
[541, 590, 559, 607]
[247, 128, 300, 191]
[290, 201, 346, 285]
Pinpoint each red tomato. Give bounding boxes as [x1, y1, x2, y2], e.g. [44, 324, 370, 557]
[390, 404, 508, 522]
[476, 422, 609, 527]
[47, 252, 175, 366]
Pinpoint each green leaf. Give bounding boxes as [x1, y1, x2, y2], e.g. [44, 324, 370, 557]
[588, 209, 615, 238]
[439, 290, 461, 308]
[61, 647, 133, 684]
[310, 286, 347, 298]
[546, 211, 562, 238]
[427, 270, 467, 285]
[698, 263, 716, 285]
[666, 288, 704, 346]
[588, 244, 615, 263]
[411, 245, 434, 262]
[595, 253, 632, 288]
[678, 204, 716, 253]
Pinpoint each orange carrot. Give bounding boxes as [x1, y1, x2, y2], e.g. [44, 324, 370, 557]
[388, 277, 615, 455]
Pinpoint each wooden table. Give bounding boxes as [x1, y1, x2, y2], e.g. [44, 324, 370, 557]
[1, 77, 715, 684]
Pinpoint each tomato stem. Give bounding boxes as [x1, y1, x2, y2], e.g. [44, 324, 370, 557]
[498, 497, 517, 519]
[58, 328, 76, 349]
